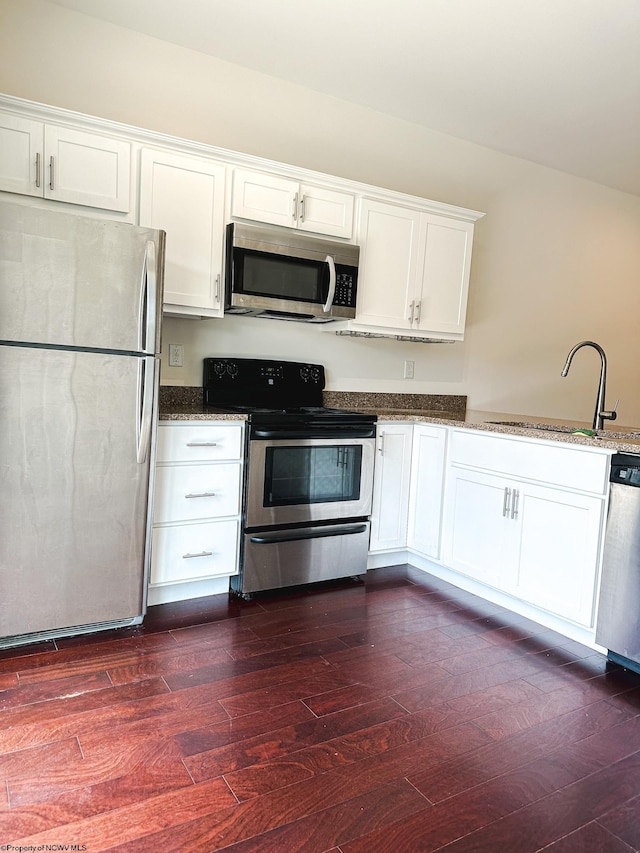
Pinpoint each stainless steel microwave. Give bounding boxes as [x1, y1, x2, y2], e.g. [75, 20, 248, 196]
[224, 222, 360, 322]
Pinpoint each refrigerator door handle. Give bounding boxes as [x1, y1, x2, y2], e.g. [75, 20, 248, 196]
[140, 240, 158, 354]
[137, 357, 155, 464]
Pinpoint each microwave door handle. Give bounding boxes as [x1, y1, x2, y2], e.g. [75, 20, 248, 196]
[322, 255, 336, 313]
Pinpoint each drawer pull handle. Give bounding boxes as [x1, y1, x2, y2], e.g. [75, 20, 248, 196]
[185, 491, 216, 499]
[182, 550, 213, 559]
[186, 441, 218, 447]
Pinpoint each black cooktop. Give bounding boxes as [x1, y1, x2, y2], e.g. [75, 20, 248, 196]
[202, 358, 376, 427]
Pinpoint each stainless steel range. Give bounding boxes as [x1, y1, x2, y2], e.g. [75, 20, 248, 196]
[203, 358, 377, 597]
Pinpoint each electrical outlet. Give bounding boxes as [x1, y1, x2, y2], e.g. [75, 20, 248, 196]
[404, 360, 415, 380]
[168, 344, 184, 367]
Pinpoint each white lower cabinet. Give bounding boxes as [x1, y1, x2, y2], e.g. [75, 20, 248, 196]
[440, 430, 609, 628]
[369, 423, 413, 551]
[407, 424, 447, 559]
[150, 422, 243, 601]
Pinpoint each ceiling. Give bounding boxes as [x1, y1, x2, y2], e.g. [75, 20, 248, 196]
[48, 0, 640, 196]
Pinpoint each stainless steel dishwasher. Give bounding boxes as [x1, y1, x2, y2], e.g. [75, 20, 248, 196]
[596, 453, 640, 674]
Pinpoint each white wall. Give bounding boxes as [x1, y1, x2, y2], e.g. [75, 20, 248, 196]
[2, 0, 640, 422]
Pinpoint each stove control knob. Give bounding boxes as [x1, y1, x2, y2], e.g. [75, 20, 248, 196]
[226, 362, 239, 377]
[310, 367, 321, 383]
[214, 361, 226, 376]
[300, 366, 310, 381]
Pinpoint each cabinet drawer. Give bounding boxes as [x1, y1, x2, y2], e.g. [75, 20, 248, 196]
[449, 429, 609, 494]
[150, 520, 238, 585]
[153, 462, 241, 523]
[156, 424, 243, 462]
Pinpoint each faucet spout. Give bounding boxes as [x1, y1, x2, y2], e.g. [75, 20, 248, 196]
[561, 340, 616, 431]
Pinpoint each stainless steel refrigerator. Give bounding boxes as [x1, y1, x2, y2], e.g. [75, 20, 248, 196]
[0, 200, 165, 644]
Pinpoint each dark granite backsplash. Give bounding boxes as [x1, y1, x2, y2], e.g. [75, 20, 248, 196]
[159, 386, 202, 409]
[323, 391, 466, 413]
[159, 385, 467, 415]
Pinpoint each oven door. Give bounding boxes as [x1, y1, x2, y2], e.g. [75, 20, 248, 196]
[245, 436, 375, 528]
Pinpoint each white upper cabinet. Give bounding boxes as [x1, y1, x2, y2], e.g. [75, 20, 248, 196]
[0, 113, 131, 212]
[139, 148, 227, 317]
[353, 198, 475, 340]
[231, 168, 354, 238]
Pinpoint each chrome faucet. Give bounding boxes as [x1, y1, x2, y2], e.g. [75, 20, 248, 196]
[561, 340, 618, 431]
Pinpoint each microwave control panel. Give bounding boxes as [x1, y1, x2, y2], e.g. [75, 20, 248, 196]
[333, 270, 358, 308]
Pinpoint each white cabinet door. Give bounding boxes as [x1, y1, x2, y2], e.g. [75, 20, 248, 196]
[297, 183, 354, 238]
[512, 483, 604, 627]
[407, 424, 447, 559]
[369, 423, 413, 551]
[231, 168, 354, 237]
[0, 113, 131, 212]
[415, 214, 473, 336]
[440, 467, 514, 587]
[0, 114, 42, 196]
[232, 169, 297, 229]
[44, 126, 131, 211]
[355, 199, 420, 331]
[139, 149, 226, 316]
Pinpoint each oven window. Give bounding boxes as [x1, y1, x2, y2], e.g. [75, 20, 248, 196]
[264, 445, 362, 506]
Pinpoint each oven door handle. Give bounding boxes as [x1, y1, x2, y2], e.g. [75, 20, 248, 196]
[249, 523, 368, 545]
[251, 427, 376, 440]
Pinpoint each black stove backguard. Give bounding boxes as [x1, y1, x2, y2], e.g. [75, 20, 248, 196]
[203, 357, 325, 410]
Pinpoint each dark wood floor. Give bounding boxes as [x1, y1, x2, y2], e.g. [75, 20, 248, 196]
[1, 565, 640, 851]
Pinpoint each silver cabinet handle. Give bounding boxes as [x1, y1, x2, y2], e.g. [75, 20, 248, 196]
[35, 152, 41, 188]
[49, 155, 54, 190]
[408, 300, 415, 323]
[292, 192, 299, 222]
[502, 487, 512, 517]
[186, 441, 217, 447]
[511, 489, 519, 520]
[214, 273, 221, 304]
[414, 300, 422, 325]
[378, 431, 385, 455]
[182, 550, 213, 559]
[299, 195, 305, 222]
[185, 491, 216, 499]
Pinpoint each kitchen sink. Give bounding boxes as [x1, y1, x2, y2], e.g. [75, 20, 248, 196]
[489, 421, 578, 433]
[489, 421, 640, 441]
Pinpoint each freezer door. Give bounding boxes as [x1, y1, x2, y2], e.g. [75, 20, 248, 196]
[0, 345, 157, 638]
[0, 200, 164, 354]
